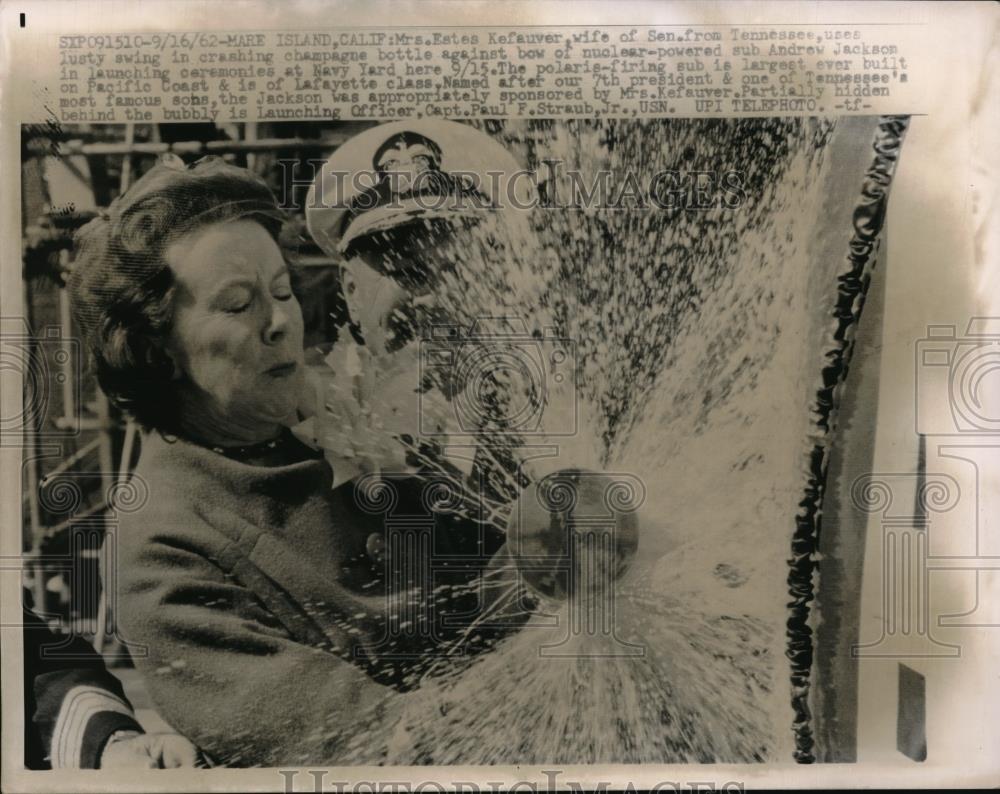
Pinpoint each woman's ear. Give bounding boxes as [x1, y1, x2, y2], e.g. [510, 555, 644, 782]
[341, 266, 358, 319]
[155, 337, 184, 382]
[167, 353, 184, 381]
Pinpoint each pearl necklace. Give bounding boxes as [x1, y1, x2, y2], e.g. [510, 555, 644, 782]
[208, 433, 295, 460]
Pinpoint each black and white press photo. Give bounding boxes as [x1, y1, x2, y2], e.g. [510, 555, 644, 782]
[16, 113, 906, 766]
[2, 2, 997, 791]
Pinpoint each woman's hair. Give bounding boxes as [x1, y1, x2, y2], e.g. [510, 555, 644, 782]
[68, 155, 285, 433]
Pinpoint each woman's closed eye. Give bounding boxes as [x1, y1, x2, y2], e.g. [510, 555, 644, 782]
[214, 270, 293, 314]
[271, 272, 294, 301]
[218, 286, 254, 314]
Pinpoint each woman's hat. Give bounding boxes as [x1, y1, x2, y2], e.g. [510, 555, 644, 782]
[305, 120, 534, 259]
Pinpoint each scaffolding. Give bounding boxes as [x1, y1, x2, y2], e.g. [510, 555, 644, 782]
[19, 121, 351, 660]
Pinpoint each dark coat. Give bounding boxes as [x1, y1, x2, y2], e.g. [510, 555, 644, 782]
[116, 429, 520, 767]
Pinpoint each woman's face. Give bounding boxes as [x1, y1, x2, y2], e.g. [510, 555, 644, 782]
[164, 219, 305, 443]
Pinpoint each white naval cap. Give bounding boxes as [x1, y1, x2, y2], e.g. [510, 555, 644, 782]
[305, 120, 535, 259]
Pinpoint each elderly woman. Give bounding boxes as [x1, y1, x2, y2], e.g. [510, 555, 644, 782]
[68, 156, 520, 767]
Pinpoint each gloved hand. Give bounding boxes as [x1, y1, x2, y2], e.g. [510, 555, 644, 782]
[99, 730, 203, 769]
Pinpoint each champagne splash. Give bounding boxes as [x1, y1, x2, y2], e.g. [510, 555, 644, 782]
[307, 117, 887, 764]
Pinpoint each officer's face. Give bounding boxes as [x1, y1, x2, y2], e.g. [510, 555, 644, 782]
[342, 239, 454, 355]
[341, 259, 412, 355]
